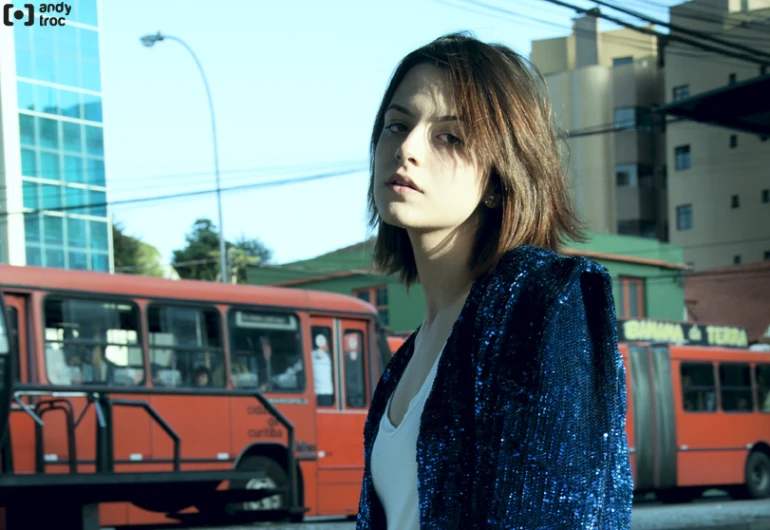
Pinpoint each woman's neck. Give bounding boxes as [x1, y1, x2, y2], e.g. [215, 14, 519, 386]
[408, 223, 477, 326]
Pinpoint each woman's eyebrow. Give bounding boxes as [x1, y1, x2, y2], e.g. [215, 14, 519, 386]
[386, 103, 458, 122]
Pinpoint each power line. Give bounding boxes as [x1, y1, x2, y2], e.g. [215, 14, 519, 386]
[0, 153, 367, 194]
[539, 0, 769, 65]
[0, 167, 367, 218]
[442, 0, 749, 68]
[615, 0, 770, 42]
[589, 0, 770, 62]
[636, 0, 767, 37]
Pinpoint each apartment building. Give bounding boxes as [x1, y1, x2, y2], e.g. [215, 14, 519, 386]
[531, 15, 668, 242]
[664, 0, 770, 270]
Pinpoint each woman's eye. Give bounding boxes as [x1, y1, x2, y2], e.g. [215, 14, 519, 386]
[385, 123, 407, 134]
[439, 133, 462, 145]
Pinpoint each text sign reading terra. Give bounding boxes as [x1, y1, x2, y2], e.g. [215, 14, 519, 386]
[618, 319, 749, 349]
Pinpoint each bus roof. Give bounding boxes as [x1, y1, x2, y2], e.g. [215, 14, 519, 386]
[0, 264, 377, 315]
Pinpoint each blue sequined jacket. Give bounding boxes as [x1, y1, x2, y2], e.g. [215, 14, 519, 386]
[356, 245, 633, 529]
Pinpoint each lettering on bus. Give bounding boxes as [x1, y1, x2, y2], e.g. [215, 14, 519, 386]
[248, 418, 283, 439]
[618, 319, 749, 349]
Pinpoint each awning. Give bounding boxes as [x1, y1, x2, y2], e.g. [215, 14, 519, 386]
[659, 74, 770, 136]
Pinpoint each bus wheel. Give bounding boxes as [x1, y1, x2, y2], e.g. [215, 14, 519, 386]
[745, 451, 770, 499]
[230, 455, 289, 513]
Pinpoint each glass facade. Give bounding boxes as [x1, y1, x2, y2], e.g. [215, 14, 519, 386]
[13, 1, 110, 272]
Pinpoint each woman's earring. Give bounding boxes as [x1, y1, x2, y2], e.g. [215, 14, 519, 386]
[484, 194, 497, 208]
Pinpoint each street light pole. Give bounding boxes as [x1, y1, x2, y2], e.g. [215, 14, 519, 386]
[140, 32, 228, 283]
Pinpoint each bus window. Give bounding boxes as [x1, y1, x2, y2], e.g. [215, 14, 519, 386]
[755, 365, 770, 413]
[44, 298, 143, 386]
[229, 310, 304, 393]
[147, 305, 224, 388]
[343, 330, 366, 409]
[719, 363, 753, 412]
[680, 363, 716, 412]
[310, 326, 334, 406]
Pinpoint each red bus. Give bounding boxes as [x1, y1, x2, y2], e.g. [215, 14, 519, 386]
[0, 265, 393, 529]
[620, 341, 770, 502]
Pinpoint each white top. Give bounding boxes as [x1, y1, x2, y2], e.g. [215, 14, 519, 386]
[311, 348, 334, 395]
[371, 344, 445, 530]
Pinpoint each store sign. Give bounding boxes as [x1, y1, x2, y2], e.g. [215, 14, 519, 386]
[618, 319, 749, 349]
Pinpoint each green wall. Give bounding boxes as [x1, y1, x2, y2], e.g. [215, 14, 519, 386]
[246, 233, 686, 335]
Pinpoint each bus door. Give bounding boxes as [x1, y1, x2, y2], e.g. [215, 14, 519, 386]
[627, 343, 677, 492]
[312, 316, 370, 516]
[0, 291, 13, 447]
[1, 295, 34, 474]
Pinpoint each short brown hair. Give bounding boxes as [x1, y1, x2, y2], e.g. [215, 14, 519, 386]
[367, 32, 584, 286]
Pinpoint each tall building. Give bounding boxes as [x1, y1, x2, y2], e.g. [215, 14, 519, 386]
[531, 16, 668, 242]
[0, 0, 112, 272]
[664, 0, 770, 270]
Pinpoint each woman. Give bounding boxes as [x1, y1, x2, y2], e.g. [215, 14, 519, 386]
[356, 33, 633, 529]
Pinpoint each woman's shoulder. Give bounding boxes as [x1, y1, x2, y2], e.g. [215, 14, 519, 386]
[487, 245, 610, 300]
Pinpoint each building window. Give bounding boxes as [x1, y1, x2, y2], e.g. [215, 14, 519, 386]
[615, 164, 654, 188]
[734, 255, 742, 265]
[673, 85, 690, 101]
[615, 164, 637, 187]
[763, 189, 769, 203]
[614, 107, 653, 132]
[731, 195, 740, 208]
[729, 135, 737, 148]
[613, 56, 634, 66]
[729, 73, 737, 85]
[764, 251, 770, 260]
[616, 277, 645, 318]
[675, 145, 691, 170]
[614, 107, 636, 130]
[676, 204, 693, 230]
[353, 286, 389, 327]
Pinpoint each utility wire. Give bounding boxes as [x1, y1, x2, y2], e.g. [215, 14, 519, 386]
[589, 0, 770, 62]
[630, 0, 770, 38]
[443, 0, 750, 68]
[539, 0, 769, 65]
[0, 167, 367, 218]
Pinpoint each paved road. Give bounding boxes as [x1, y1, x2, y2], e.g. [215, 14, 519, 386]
[195, 496, 770, 530]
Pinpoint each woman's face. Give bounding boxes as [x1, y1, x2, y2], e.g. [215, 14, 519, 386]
[373, 63, 487, 235]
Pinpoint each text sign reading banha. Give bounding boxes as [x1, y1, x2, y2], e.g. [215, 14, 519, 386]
[618, 319, 749, 349]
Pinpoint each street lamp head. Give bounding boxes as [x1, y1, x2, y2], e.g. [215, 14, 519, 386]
[140, 32, 165, 48]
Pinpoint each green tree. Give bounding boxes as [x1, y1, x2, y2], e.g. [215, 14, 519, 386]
[172, 218, 272, 283]
[112, 222, 170, 278]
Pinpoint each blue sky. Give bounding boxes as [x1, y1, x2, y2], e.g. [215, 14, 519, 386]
[101, 0, 677, 265]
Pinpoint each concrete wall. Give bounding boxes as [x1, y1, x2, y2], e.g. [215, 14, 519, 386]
[665, 0, 770, 269]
